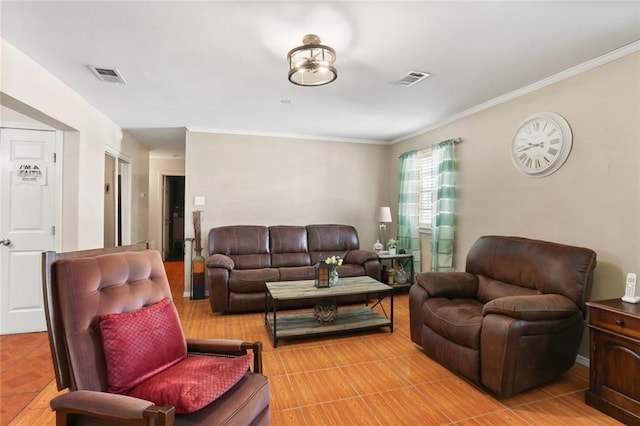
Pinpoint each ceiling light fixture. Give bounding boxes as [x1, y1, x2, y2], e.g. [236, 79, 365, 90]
[287, 34, 337, 87]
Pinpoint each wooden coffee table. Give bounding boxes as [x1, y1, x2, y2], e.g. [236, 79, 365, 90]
[264, 276, 393, 347]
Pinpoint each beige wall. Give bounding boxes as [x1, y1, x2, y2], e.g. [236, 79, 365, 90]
[1, 105, 41, 125]
[1, 39, 150, 250]
[121, 132, 150, 245]
[185, 131, 391, 252]
[392, 52, 640, 358]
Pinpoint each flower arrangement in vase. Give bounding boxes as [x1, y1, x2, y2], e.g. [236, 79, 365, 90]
[387, 238, 398, 255]
[324, 255, 343, 286]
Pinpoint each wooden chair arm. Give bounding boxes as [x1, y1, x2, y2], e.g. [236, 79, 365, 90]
[51, 390, 175, 425]
[186, 338, 264, 374]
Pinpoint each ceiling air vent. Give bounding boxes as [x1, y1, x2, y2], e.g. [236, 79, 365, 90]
[394, 70, 430, 87]
[88, 65, 127, 84]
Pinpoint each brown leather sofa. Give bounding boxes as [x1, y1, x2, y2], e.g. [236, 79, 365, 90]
[206, 224, 381, 313]
[409, 235, 597, 398]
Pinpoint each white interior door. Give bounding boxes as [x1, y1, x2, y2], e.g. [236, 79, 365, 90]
[0, 128, 58, 334]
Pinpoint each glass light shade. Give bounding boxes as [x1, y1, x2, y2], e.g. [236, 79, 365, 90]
[288, 34, 337, 87]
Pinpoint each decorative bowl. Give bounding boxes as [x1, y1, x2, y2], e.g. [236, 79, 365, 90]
[313, 302, 338, 325]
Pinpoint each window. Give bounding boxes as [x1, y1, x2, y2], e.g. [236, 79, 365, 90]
[417, 147, 434, 230]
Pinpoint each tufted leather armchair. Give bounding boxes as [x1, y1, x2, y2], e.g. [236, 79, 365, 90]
[409, 235, 597, 398]
[42, 242, 270, 425]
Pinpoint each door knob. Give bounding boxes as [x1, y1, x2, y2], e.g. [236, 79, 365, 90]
[0, 239, 10, 246]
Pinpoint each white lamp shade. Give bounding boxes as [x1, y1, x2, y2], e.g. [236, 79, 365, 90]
[377, 206, 392, 223]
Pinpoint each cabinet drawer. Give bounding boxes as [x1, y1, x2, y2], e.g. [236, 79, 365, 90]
[589, 306, 640, 340]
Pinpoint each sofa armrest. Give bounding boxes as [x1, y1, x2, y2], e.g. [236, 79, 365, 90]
[483, 294, 580, 321]
[206, 253, 234, 271]
[51, 390, 175, 425]
[187, 338, 264, 374]
[415, 272, 478, 298]
[344, 249, 378, 265]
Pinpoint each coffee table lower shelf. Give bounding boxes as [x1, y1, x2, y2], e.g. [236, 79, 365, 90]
[266, 306, 391, 347]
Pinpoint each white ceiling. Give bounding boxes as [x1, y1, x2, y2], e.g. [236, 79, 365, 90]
[1, 1, 639, 158]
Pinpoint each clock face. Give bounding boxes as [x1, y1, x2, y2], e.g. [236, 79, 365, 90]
[511, 112, 572, 177]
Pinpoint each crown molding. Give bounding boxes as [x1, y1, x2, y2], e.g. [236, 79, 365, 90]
[185, 126, 387, 145]
[391, 40, 640, 144]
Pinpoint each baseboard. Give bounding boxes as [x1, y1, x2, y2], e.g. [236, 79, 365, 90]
[576, 354, 590, 368]
[182, 290, 209, 299]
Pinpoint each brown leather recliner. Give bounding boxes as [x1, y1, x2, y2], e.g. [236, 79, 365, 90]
[409, 235, 597, 398]
[42, 242, 270, 425]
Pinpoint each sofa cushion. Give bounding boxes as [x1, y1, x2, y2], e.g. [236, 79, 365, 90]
[99, 298, 186, 394]
[279, 266, 315, 281]
[344, 249, 379, 265]
[128, 355, 251, 414]
[228, 269, 280, 293]
[423, 298, 484, 350]
[270, 226, 311, 267]
[208, 226, 271, 269]
[476, 275, 540, 304]
[231, 254, 272, 270]
[272, 252, 310, 268]
[334, 263, 366, 278]
[483, 294, 579, 320]
[307, 224, 360, 264]
[176, 372, 270, 424]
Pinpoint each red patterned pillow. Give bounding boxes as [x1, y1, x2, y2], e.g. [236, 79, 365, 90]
[128, 355, 251, 414]
[99, 298, 186, 394]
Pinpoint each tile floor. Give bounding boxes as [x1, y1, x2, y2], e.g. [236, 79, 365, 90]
[1, 261, 624, 425]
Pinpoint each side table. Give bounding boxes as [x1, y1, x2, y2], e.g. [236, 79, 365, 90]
[377, 253, 414, 291]
[585, 299, 640, 424]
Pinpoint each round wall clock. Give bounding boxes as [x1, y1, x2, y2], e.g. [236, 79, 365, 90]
[511, 112, 572, 177]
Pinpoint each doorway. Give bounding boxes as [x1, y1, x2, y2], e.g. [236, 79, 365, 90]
[104, 154, 116, 246]
[104, 151, 131, 247]
[163, 175, 185, 260]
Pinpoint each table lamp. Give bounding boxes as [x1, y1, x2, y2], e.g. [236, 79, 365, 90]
[376, 206, 392, 252]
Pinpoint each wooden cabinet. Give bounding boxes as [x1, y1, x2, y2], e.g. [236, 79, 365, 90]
[586, 299, 640, 425]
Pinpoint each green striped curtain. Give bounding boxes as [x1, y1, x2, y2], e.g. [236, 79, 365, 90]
[397, 151, 421, 274]
[431, 141, 456, 272]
